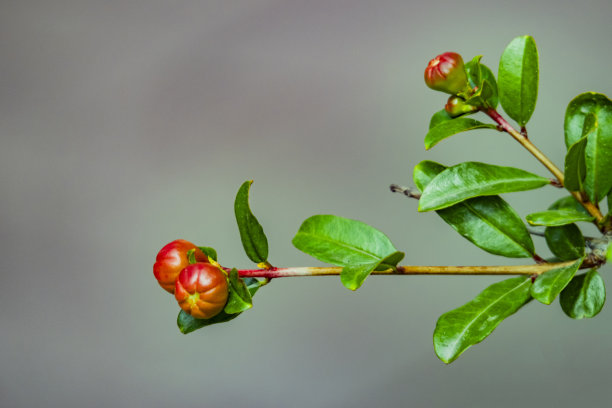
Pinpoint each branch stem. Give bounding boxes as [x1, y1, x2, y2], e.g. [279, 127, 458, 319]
[234, 260, 578, 279]
[484, 108, 604, 225]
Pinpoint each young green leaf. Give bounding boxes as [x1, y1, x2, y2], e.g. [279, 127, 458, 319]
[526, 209, 594, 226]
[560, 269, 606, 319]
[292, 215, 403, 290]
[531, 258, 583, 305]
[429, 109, 453, 129]
[424, 118, 498, 150]
[564, 136, 587, 192]
[434, 276, 532, 364]
[465, 59, 499, 109]
[413, 161, 534, 258]
[224, 269, 254, 314]
[235, 180, 269, 264]
[198, 246, 218, 262]
[548, 195, 590, 216]
[418, 162, 549, 212]
[178, 277, 261, 334]
[545, 224, 585, 261]
[498, 35, 539, 127]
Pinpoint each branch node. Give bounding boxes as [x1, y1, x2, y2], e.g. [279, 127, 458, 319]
[390, 184, 421, 199]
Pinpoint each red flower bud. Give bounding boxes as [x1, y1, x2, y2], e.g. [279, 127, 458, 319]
[445, 96, 478, 117]
[153, 239, 209, 294]
[424, 52, 470, 95]
[175, 263, 229, 319]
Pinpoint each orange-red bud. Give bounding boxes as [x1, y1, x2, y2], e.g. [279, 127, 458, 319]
[175, 263, 229, 319]
[153, 239, 209, 294]
[425, 52, 470, 95]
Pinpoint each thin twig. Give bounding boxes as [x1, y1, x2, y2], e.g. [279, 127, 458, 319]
[390, 184, 421, 199]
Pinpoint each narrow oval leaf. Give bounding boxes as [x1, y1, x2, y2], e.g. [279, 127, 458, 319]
[414, 161, 534, 258]
[564, 136, 587, 192]
[560, 269, 606, 319]
[526, 209, 594, 226]
[424, 118, 497, 150]
[498, 35, 539, 127]
[418, 161, 549, 212]
[531, 258, 582, 305]
[434, 276, 532, 364]
[565, 92, 612, 147]
[224, 269, 253, 314]
[178, 277, 261, 334]
[429, 109, 453, 129]
[292, 215, 398, 266]
[548, 195, 590, 215]
[585, 112, 612, 203]
[545, 224, 585, 261]
[235, 180, 269, 264]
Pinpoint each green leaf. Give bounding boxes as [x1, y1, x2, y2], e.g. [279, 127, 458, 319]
[565, 92, 612, 146]
[292, 215, 402, 290]
[564, 136, 588, 192]
[560, 269, 606, 319]
[498, 35, 539, 127]
[434, 276, 532, 364]
[545, 224, 585, 261]
[526, 209, 594, 226]
[418, 161, 549, 212]
[340, 251, 404, 291]
[413, 161, 534, 257]
[466, 59, 499, 109]
[198, 246, 218, 262]
[429, 109, 453, 129]
[424, 118, 498, 150]
[177, 277, 261, 334]
[224, 269, 254, 314]
[235, 180, 269, 264]
[548, 195, 590, 216]
[531, 258, 583, 305]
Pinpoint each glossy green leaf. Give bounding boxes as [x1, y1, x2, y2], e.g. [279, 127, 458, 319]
[418, 162, 549, 212]
[434, 276, 532, 364]
[531, 258, 582, 305]
[178, 277, 261, 334]
[498, 35, 539, 126]
[414, 161, 534, 257]
[565, 93, 612, 146]
[424, 118, 497, 150]
[235, 180, 269, 264]
[224, 269, 253, 314]
[340, 250, 404, 291]
[548, 195, 590, 215]
[564, 136, 587, 192]
[545, 224, 585, 261]
[293, 215, 402, 290]
[526, 209, 594, 226]
[198, 246, 218, 262]
[429, 109, 453, 129]
[466, 59, 499, 109]
[560, 269, 606, 319]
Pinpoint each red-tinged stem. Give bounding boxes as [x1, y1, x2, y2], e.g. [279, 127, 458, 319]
[484, 108, 605, 226]
[229, 261, 579, 279]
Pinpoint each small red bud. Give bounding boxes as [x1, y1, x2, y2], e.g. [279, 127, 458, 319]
[445, 96, 479, 117]
[153, 239, 209, 294]
[175, 263, 229, 319]
[424, 52, 470, 95]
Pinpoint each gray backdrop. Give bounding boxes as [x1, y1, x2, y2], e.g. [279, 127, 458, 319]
[2, 1, 612, 407]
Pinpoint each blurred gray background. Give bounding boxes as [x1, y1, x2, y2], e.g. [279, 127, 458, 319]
[2, 1, 612, 407]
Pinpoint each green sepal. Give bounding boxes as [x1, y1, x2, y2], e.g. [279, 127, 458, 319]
[198, 246, 218, 262]
[545, 224, 585, 261]
[186, 248, 197, 265]
[526, 209, 594, 226]
[235, 180, 269, 264]
[424, 118, 498, 150]
[531, 258, 583, 305]
[560, 269, 606, 319]
[224, 268, 254, 314]
[292, 215, 400, 290]
[418, 161, 549, 212]
[413, 160, 534, 258]
[177, 277, 261, 334]
[434, 276, 532, 364]
[498, 35, 539, 127]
